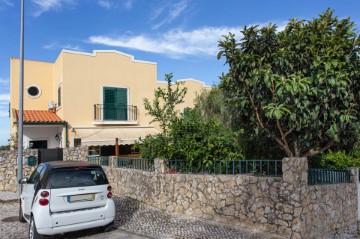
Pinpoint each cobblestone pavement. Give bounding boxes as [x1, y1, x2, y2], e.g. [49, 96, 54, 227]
[1, 191, 359, 239]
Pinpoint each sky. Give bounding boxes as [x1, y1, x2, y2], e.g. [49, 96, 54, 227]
[0, 0, 359, 145]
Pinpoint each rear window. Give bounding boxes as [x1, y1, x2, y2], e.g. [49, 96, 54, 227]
[48, 167, 109, 189]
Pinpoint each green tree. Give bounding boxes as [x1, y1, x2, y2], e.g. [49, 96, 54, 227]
[168, 108, 243, 164]
[143, 73, 187, 136]
[195, 87, 232, 127]
[218, 9, 360, 158]
[138, 108, 243, 163]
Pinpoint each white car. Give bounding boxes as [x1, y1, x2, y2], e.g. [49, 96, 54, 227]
[19, 161, 116, 239]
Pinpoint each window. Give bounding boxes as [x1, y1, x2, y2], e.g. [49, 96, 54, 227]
[74, 138, 81, 147]
[26, 85, 41, 98]
[103, 87, 128, 120]
[48, 167, 109, 189]
[28, 165, 44, 184]
[29, 140, 48, 149]
[58, 86, 62, 107]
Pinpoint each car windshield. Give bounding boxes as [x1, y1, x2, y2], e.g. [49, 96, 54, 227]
[48, 167, 109, 189]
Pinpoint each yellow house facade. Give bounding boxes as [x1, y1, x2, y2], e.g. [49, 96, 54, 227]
[10, 50, 210, 155]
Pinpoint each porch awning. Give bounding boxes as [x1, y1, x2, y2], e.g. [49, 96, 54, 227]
[75, 127, 160, 146]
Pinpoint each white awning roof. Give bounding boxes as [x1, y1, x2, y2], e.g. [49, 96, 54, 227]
[75, 127, 160, 146]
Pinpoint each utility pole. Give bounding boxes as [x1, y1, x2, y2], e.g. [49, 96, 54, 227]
[17, 0, 25, 196]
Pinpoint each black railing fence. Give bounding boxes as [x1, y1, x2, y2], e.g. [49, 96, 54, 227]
[166, 159, 282, 176]
[115, 157, 154, 172]
[308, 169, 351, 185]
[94, 104, 137, 121]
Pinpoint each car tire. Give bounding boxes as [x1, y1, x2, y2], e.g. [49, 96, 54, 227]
[29, 216, 44, 239]
[19, 200, 26, 222]
[101, 221, 115, 232]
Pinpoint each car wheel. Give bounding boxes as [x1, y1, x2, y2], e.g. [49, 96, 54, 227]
[101, 221, 115, 232]
[29, 216, 44, 239]
[19, 200, 26, 222]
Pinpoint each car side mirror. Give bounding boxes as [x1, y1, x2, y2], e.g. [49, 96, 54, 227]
[18, 178, 28, 184]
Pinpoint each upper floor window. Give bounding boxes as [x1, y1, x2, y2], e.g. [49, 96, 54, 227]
[26, 85, 41, 98]
[58, 86, 62, 107]
[103, 87, 128, 121]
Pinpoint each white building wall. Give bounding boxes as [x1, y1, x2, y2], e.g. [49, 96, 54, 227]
[23, 126, 63, 149]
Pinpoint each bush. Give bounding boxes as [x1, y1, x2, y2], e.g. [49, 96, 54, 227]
[320, 149, 360, 169]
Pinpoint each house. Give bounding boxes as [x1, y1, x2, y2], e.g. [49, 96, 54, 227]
[9, 50, 211, 156]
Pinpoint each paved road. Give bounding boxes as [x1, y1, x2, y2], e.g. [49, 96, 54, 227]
[0, 201, 150, 239]
[1, 192, 358, 239]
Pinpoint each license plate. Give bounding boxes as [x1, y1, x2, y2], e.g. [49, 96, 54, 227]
[67, 194, 95, 203]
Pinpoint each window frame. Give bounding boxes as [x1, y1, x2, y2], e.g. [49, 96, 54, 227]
[26, 85, 42, 99]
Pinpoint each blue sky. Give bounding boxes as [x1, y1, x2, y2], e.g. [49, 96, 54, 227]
[0, 0, 359, 145]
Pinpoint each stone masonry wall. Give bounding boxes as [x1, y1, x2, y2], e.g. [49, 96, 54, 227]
[0, 149, 38, 192]
[302, 168, 358, 238]
[63, 146, 88, 161]
[103, 157, 358, 239]
[0, 150, 357, 237]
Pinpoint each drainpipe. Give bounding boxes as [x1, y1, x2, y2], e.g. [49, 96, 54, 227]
[65, 124, 69, 148]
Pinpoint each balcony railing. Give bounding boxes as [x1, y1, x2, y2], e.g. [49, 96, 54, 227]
[94, 104, 138, 122]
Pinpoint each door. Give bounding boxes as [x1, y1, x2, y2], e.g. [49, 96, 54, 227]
[38, 148, 63, 163]
[21, 165, 44, 217]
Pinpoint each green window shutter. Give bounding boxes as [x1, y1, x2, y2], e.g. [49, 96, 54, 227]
[116, 88, 127, 120]
[104, 87, 116, 120]
[103, 87, 128, 120]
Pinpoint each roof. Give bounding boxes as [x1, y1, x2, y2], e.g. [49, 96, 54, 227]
[44, 161, 100, 168]
[15, 110, 66, 124]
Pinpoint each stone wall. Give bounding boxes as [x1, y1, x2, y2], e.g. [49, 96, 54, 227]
[102, 157, 358, 238]
[0, 149, 38, 192]
[63, 146, 88, 161]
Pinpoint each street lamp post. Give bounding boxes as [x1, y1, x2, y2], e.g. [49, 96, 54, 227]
[17, 0, 25, 196]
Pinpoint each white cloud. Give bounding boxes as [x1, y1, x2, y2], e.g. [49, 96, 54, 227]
[0, 94, 10, 117]
[123, 0, 133, 10]
[151, 0, 188, 29]
[0, 78, 9, 85]
[98, 0, 113, 10]
[89, 22, 287, 59]
[43, 42, 83, 51]
[89, 26, 241, 58]
[0, 0, 13, 9]
[31, 0, 76, 17]
[0, 94, 9, 101]
[0, 110, 9, 117]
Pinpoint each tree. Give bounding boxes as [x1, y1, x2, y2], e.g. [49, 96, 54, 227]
[218, 9, 360, 158]
[195, 87, 232, 127]
[143, 73, 187, 136]
[138, 74, 243, 162]
[168, 108, 243, 164]
[138, 108, 243, 163]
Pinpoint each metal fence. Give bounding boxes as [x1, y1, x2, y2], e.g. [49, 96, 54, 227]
[308, 169, 351, 185]
[87, 156, 110, 166]
[166, 160, 282, 176]
[115, 157, 154, 172]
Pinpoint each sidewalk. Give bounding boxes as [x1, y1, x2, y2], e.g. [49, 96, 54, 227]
[0, 191, 18, 202]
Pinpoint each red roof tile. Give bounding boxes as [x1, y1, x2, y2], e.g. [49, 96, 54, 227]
[15, 110, 66, 123]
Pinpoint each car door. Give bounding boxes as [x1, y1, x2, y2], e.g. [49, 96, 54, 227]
[22, 165, 44, 217]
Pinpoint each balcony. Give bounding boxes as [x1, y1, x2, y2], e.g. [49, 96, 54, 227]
[93, 104, 138, 125]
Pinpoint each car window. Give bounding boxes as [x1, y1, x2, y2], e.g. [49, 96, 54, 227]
[48, 167, 109, 189]
[28, 165, 44, 184]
